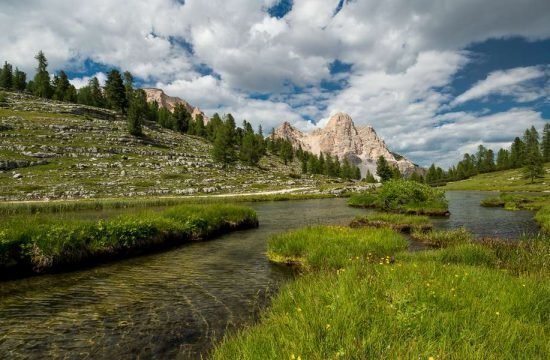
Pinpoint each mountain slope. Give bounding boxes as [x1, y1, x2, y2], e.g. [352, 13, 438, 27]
[273, 112, 419, 176]
[0, 91, 338, 201]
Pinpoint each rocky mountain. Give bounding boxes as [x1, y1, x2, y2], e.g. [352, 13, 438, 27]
[143, 88, 208, 122]
[273, 112, 419, 177]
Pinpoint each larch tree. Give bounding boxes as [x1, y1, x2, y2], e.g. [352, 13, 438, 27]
[32, 51, 52, 99]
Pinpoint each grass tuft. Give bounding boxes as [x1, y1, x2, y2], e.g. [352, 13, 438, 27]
[350, 213, 432, 233]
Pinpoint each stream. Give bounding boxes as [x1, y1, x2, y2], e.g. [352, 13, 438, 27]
[0, 192, 540, 359]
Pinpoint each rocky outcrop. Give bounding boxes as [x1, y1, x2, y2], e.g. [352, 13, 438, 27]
[273, 112, 420, 177]
[143, 88, 209, 123]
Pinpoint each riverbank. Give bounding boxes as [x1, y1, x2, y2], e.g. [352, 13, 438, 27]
[0, 203, 257, 278]
[213, 225, 550, 359]
[0, 189, 352, 216]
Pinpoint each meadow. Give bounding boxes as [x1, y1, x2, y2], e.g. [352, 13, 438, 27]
[213, 225, 550, 359]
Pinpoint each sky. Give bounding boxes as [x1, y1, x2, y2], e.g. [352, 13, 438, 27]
[1, 0, 549, 168]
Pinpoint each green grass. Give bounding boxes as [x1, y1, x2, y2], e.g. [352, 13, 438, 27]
[411, 228, 473, 248]
[0, 193, 341, 216]
[348, 180, 449, 216]
[535, 206, 550, 234]
[444, 163, 550, 192]
[0, 204, 257, 275]
[350, 213, 432, 233]
[267, 226, 407, 271]
[214, 226, 550, 359]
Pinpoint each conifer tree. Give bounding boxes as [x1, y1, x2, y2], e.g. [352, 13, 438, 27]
[280, 140, 294, 165]
[13, 68, 27, 91]
[510, 137, 525, 168]
[239, 131, 261, 165]
[104, 69, 127, 112]
[52, 71, 71, 101]
[212, 117, 237, 165]
[127, 89, 147, 136]
[89, 77, 104, 107]
[147, 100, 159, 122]
[542, 123, 550, 162]
[376, 156, 393, 182]
[194, 114, 206, 137]
[172, 103, 190, 132]
[0, 61, 13, 89]
[33, 51, 52, 98]
[496, 148, 510, 170]
[123, 71, 134, 100]
[158, 107, 172, 129]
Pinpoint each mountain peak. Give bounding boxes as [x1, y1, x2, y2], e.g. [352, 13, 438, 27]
[272, 113, 419, 177]
[325, 112, 354, 129]
[142, 88, 208, 122]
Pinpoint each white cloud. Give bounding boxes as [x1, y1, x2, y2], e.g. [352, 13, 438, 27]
[453, 66, 548, 105]
[69, 72, 107, 89]
[0, 0, 549, 167]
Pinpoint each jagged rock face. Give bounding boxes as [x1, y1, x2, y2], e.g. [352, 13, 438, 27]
[143, 88, 209, 123]
[273, 112, 419, 177]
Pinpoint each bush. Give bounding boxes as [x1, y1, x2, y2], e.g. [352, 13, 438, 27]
[349, 180, 448, 215]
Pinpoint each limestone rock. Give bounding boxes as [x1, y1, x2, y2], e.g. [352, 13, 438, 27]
[143, 88, 209, 123]
[272, 112, 420, 177]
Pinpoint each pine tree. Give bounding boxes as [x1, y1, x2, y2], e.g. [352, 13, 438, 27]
[172, 103, 190, 132]
[0, 61, 13, 89]
[239, 131, 261, 165]
[207, 113, 223, 142]
[194, 114, 206, 137]
[212, 117, 237, 165]
[52, 71, 71, 101]
[33, 51, 52, 98]
[496, 148, 510, 170]
[104, 69, 127, 112]
[280, 140, 294, 165]
[510, 137, 525, 168]
[123, 71, 134, 100]
[522, 126, 544, 183]
[158, 107, 172, 129]
[541, 123, 550, 162]
[13, 68, 27, 91]
[127, 89, 147, 136]
[376, 156, 393, 182]
[89, 77, 104, 107]
[523, 145, 544, 183]
[147, 100, 159, 122]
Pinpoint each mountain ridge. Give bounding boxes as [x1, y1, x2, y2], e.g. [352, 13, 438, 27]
[143, 88, 209, 122]
[273, 112, 420, 177]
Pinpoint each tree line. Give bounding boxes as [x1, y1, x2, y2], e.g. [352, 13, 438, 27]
[1, 51, 362, 180]
[425, 125, 550, 185]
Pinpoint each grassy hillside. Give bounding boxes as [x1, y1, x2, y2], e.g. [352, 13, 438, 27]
[444, 164, 550, 192]
[0, 91, 349, 201]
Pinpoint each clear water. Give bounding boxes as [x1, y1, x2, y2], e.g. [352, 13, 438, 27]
[432, 191, 540, 239]
[0, 194, 540, 359]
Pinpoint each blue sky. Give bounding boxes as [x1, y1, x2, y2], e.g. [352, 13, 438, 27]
[0, 0, 548, 167]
